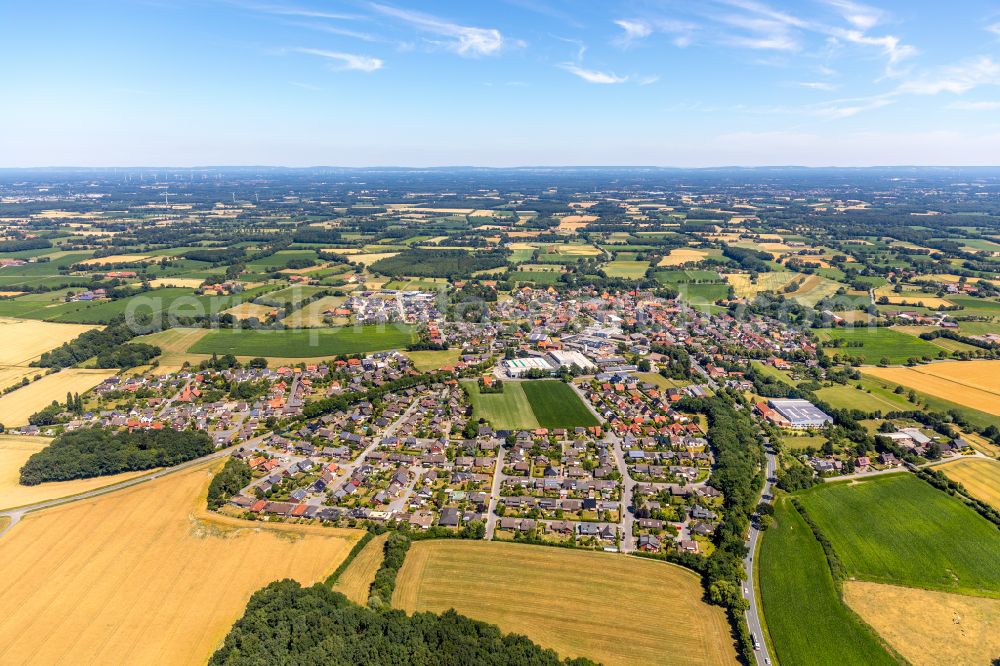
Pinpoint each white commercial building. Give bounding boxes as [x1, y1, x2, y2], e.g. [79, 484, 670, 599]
[546, 349, 597, 373]
[503, 356, 555, 377]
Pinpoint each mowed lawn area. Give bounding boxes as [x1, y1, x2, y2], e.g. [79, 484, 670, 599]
[393, 540, 736, 666]
[760, 497, 896, 666]
[797, 474, 1000, 597]
[940, 457, 1000, 509]
[816, 327, 940, 365]
[464, 380, 599, 430]
[189, 324, 416, 358]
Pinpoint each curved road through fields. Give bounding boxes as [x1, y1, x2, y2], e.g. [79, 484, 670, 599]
[0, 436, 265, 539]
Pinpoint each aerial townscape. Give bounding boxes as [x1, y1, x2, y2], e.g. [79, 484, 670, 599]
[3, 1, 1000, 665]
[1, 166, 999, 665]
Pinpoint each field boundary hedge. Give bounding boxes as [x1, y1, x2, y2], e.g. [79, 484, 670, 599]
[324, 531, 375, 587]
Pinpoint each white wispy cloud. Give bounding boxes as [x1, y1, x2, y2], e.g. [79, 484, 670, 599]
[948, 100, 1000, 110]
[813, 96, 893, 119]
[290, 81, 322, 91]
[896, 56, 1000, 95]
[558, 63, 628, 84]
[792, 81, 840, 91]
[831, 29, 916, 73]
[614, 18, 699, 48]
[823, 0, 883, 30]
[226, 1, 362, 21]
[682, 0, 914, 73]
[988, 22, 1000, 38]
[293, 48, 384, 72]
[614, 19, 652, 45]
[286, 21, 381, 42]
[746, 92, 894, 120]
[370, 3, 515, 56]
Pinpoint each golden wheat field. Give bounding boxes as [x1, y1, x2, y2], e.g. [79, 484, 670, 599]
[864, 361, 1000, 416]
[79, 254, 155, 266]
[0, 461, 361, 665]
[844, 582, 1000, 666]
[0, 369, 112, 426]
[0, 317, 97, 366]
[331, 532, 389, 604]
[281, 295, 347, 327]
[658, 248, 710, 266]
[222, 302, 276, 320]
[392, 540, 736, 666]
[0, 434, 153, 510]
[724, 272, 800, 298]
[557, 214, 597, 231]
[940, 458, 1000, 508]
[131, 327, 212, 373]
[348, 252, 399, 265]
[146, 277, 205, 289]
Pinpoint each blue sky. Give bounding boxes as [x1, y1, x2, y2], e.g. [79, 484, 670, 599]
[2, 0, 999, 166]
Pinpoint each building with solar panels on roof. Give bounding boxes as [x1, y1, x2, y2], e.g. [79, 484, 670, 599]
[767, 399, 833, 429]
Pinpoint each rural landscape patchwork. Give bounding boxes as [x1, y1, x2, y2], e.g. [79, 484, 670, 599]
[4, 0, 1000, 664]
[0, 166, 998, 666]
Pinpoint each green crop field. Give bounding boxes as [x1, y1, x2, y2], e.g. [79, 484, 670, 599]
[813, 380, 916, 413]
[679, 282, 730, 304]
[509, 270, 561, 285]
[189, 324, 416, 358]
[464, 380, 598, 430]
[760, 497, 897, 666]
[797, 473, 1000, 597]
[602, 260, 650, 279]
[816, 327, 940, 364]
[520, 380, 599, 429]
[654, 269, 724, 285]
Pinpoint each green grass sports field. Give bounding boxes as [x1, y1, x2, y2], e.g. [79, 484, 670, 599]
[464, 380, 598, 430]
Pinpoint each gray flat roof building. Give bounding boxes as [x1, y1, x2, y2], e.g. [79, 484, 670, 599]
[768, 399, 833, 428]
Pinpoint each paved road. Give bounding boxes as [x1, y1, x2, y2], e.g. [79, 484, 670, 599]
[484, 446, 507, 539]
[691, 359, 720, 391]
[0, 435, 264, 539]
[0, 395, 430, 540]
[744, 450, 777, 665]
[568, 380, 605, 424]
[605, 431, 636, 552]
